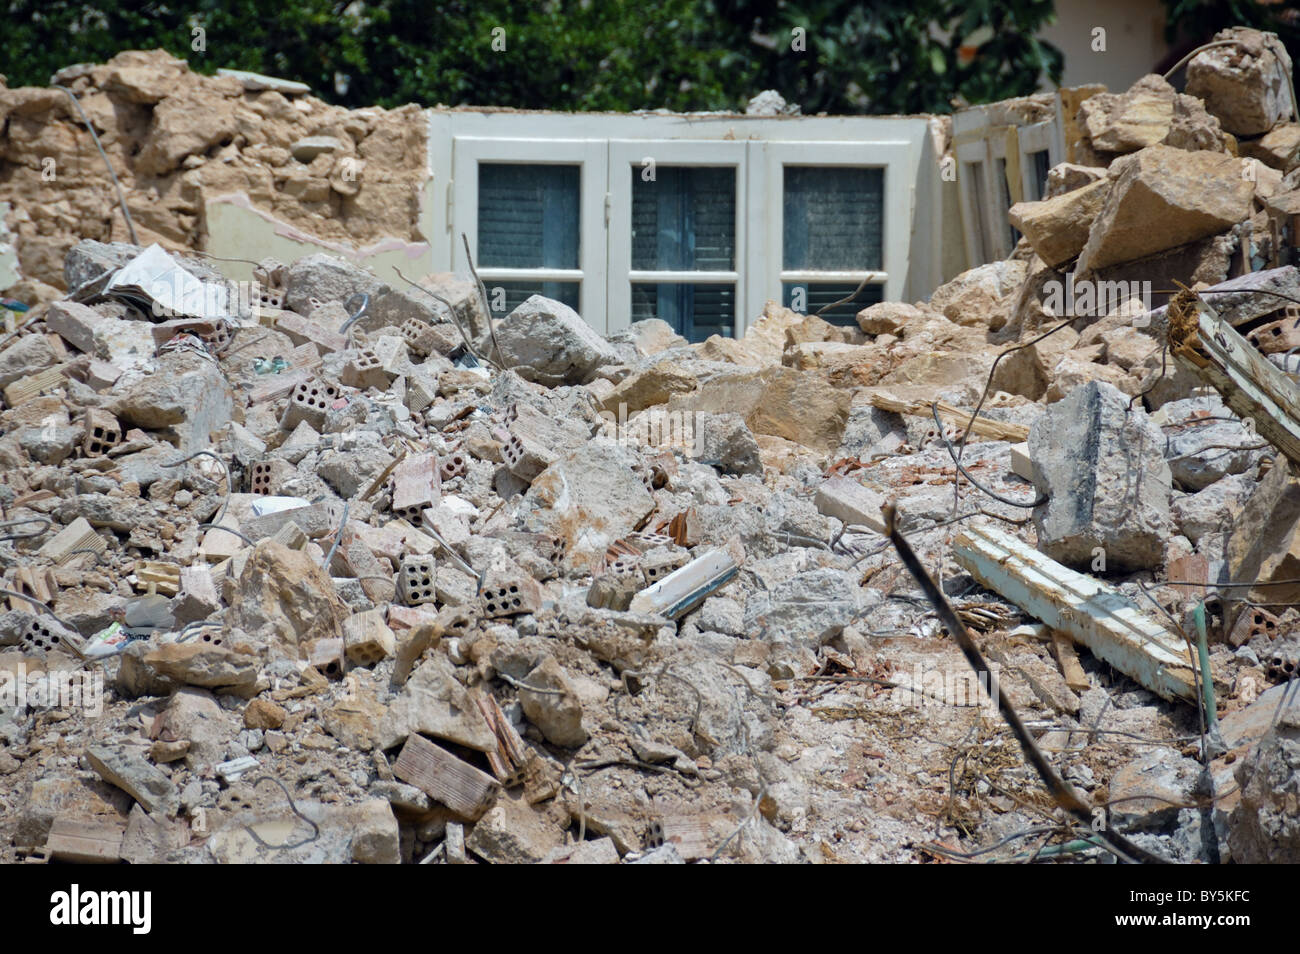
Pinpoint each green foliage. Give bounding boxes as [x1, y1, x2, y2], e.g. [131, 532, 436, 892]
[708, 0, 1063, 114]
[3, 0, 1063, 114]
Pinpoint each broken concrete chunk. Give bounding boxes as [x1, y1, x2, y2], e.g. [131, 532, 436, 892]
[108, 350, 234, 451]
[693, 412, 761, 475]
[928, 260, 1027, 330]
[231, 540, 350, 655]
[85, 744, 179, 816]
[520, 437, 655, 571]
[464, 793, 564, 864]
[1029, 380, 1172, 571]
[1227, 707, 1300, 862]
[517, 656, 587, 748]
[378, 651, 497, 752]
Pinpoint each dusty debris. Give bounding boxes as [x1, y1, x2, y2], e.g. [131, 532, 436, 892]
[2, 37, 1299, 867]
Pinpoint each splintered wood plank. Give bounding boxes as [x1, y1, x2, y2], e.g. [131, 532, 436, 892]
[471, 689, 529, 785]
[868, 392, 1030, 442]
[393, 733, 499, 820]
[1170, 294, 1300, 469]
[1050, 630, 1091, 693]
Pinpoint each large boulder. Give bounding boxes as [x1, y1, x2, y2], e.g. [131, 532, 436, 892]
[1008, 178, 1109, 268]
[495, 295, 620, 386]
[1077, 74, 1225, 155]
[928, 260, 1027, 330]
[1076, 145, 1253, 273]
[1029, 381, 1173, 570]
[1187, 27, 1295, 138]
[230, 541, 351, 655]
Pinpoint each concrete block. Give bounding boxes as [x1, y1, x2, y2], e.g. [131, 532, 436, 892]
[393, 733, 499, 820]
[438, 451, 468, 482]
[44, 301, 102, 353]
[389, 453, 441, 524]
[479, 568, 541, 619]
[814, 477, 887, 534]
[37, 517, 105, 566]
[20, 615, 85, 657]
[640, 549, 689, 586]
[4, 365, 66, 407]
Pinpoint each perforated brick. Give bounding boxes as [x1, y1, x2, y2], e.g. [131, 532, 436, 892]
[1229, 605, 1280, 648]
[250, 460, 274, 496]
[478, 571, 541, 619]
[399, 555, 438, 606]
[308, 638, 345, 679]
[438, 452, 468, 482]
[280, 378, 339, 431]
[342, 349, 393, 390]
[257, 286, 284, 310]
[344, 608, 396, 666]
[641, 549, 690, 585]
[389, 454, 440, 524]
[82, 407, 121, 458]
[400, 318, 436, 357]
[20, 616, 85, 657]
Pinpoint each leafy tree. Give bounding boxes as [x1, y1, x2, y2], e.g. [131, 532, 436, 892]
[706, 0, 1063, 114]
[3, 0, 1063, 114]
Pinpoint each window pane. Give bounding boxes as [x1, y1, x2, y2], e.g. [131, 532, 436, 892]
[1029, 150, 1051, 202]
[632, 166, 735, 271]
[478, 164, 579, 269]
[782, 282, 883, 327]
[783, 166, 883, 271]
[486, 281, 580, 316]
[632, 282, 734, 342]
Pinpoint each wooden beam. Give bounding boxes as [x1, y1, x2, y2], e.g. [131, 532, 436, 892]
[952, 524, 1198, 702]
[868, 392, 1029, 443]
[1169, 292, 1300, 469]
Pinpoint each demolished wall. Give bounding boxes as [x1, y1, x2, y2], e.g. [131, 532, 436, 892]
[0, 50, 428, 295]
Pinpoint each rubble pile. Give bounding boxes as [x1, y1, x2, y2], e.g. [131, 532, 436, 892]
[0, 49, 425, 294]
[1, 28, 1299, 864]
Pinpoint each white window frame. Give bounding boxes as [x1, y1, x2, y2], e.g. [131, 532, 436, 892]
[1017, 120, 1056, 202]
[957, 136, 1011, 264]
[756, 141, 912, 313]
[606, 139, 747, 337]
[451, 137, 609, 332]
